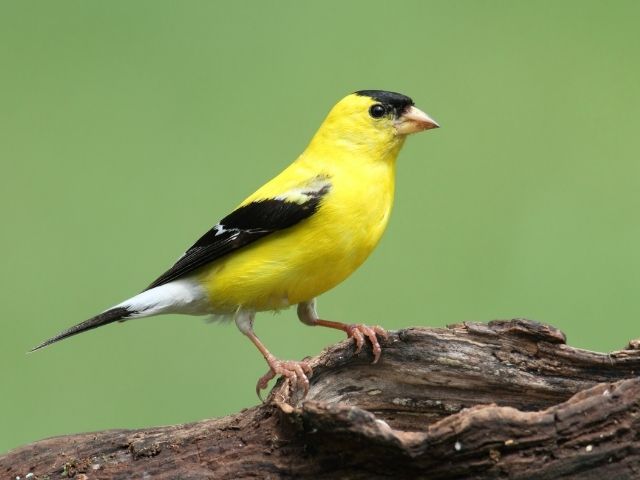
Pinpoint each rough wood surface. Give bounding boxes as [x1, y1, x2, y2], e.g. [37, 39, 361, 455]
[3, 319, 640, 479]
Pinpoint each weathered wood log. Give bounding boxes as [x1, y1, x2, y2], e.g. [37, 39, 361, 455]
[3, 319, 640, 479]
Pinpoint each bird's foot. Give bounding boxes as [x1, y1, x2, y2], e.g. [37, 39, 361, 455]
[344, 324, 388, 363]
[256, 358, 313, 401]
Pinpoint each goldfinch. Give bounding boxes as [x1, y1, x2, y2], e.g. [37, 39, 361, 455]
[32, 90, 439, 396]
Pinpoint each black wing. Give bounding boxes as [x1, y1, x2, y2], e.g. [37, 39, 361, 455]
[146, 180, 331, 290]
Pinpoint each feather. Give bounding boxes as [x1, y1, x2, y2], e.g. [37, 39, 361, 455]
[146, 177, 331, 290]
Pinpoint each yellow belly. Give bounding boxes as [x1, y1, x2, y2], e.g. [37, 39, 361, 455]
[198, 161, 395, 313]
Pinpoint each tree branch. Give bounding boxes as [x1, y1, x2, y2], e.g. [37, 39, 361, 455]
[3, 319, 640, 479]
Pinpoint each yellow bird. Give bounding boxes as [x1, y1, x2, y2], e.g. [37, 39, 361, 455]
[32, 90, 439, 395]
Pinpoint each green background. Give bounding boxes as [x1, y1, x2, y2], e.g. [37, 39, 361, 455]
[2, 1, 639, 454]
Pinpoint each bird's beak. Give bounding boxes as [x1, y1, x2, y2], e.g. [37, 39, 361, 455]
[394, 106, 440, 135]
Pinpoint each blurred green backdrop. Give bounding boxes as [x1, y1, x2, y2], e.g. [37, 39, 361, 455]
[2, 1, 639, 454]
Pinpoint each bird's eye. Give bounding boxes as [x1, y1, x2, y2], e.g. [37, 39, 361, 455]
[369, 104, 386, 119]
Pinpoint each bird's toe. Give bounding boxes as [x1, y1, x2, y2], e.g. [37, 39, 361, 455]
[345, 323, 388, 363]
[256, 359, 313, 401]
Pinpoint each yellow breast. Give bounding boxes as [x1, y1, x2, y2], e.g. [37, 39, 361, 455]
[198, 152, 397, 313]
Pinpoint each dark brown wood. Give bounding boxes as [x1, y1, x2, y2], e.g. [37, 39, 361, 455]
[3, 319, 640, 479]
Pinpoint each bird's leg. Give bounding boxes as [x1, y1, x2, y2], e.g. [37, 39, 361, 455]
[297, 299, 388, 363]
[234, 309, 312, 399]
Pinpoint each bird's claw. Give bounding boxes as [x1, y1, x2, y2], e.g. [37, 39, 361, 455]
[256, 358, 313, 401]
[344, 324, 388, 363]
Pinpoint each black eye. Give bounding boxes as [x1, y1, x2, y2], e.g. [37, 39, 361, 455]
[369, 104, 386, 119]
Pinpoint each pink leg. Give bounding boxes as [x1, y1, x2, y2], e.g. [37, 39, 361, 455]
[235, 309, 312, 400]
[297, 300, 389, 363]
[248, 332, 313, 399]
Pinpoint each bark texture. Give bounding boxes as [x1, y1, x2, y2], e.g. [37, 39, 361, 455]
[3, 319, 640, 479]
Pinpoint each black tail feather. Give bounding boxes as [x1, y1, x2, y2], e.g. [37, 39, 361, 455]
[30, 307, 133, 352]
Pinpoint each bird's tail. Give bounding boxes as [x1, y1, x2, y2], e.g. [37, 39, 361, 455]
[30, 278, 210, 352]
[30, 306, 134, 352]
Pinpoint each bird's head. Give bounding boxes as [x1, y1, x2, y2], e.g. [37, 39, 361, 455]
[309, 90, 439, 159]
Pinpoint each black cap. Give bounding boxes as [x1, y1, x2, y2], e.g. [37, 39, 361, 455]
[355, 90, 414, 117]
